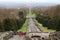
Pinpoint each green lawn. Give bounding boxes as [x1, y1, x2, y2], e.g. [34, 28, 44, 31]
[17, 13, 35, 32]
[26, 13, 36, 17]
[34, 20, 56, 32]
[17, 19, 28, 32]
[17, 13, 56, 32]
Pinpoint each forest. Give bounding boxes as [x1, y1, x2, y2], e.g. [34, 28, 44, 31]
[36, 5, 60, 31]
[0, 8, 27, 32]
[0, 5, 60, 32]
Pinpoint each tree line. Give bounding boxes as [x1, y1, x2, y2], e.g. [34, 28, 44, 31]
[0, 11, 26, 32]
[36, 14, 60, 31]
[36, 5, 60, 31]
[36, 11, 60, 31]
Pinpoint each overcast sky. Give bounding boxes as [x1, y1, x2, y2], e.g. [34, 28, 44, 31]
[0, 0, 60, 7]
[0, 0, 60, 4]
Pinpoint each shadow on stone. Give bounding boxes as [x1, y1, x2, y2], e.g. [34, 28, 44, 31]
[25, 36, 31, 40]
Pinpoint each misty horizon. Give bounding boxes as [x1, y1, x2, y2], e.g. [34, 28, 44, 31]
[0, 0, 60, 8]
[0, 3, 59, 8]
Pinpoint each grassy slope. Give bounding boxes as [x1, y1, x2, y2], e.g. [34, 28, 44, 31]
[34, 20, 56, 32]
[18, 13, 35, 32]
[28, 13, 56, 32]
[17, 13, 56, 32]
[17, 19, 28, 32]
[17, 13, 32, 32]
[27, 13, 36, 17]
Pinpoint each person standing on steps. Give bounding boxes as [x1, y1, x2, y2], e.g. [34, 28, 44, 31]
[18, 31, 24, 36]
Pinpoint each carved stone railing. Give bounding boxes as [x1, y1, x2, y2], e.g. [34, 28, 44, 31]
[49, 31, 60, 40]
[0, 31, 14, 40]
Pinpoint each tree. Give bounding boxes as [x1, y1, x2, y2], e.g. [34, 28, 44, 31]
[4, 18, 11, 31]
[0, 20, 2, 32]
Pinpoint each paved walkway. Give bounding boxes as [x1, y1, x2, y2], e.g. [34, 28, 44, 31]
[27, 18, 41, 33]
[9, 35, 25, 40]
